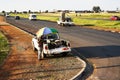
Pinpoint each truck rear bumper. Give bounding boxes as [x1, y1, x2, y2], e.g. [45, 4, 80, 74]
[57, 21, 74, 25]
[45, 47, 71, 54]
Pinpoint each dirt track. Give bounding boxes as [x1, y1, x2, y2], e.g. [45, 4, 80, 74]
[0, 16, 83, 80]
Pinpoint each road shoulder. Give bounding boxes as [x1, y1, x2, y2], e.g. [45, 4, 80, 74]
[0, 20, 86, 80]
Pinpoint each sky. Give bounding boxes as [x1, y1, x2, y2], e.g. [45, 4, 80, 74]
[0, 0, 120, 12]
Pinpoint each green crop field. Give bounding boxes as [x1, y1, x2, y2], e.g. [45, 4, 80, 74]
[0, 32, 9, 64]
[11, 12, 120, 29]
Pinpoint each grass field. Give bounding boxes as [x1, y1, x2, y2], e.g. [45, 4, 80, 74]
[0, 32, 9, 64]
[11, 13, 120, 29]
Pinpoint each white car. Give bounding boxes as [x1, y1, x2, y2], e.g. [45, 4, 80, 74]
[29, 14, 37, 20]
[5, 13, 10, 17]
[32, 33, 71, 60]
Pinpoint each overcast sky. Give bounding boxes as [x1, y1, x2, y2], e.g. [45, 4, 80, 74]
[0, 0, 120, 12]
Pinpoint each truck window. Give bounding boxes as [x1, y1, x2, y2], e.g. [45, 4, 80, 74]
[47, 34, 59, 39]
[32, 15, 36, 17]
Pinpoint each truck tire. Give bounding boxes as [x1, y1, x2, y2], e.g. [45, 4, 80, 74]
[60, 23, 62, 26]
[62, 52, 68, 57]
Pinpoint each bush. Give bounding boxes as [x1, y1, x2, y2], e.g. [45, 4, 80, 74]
[0, 32, 9, 64]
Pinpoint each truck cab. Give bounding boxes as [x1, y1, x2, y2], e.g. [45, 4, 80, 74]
[29, 14, 37, 20]
[57, 17, 74, 26]
[57, 12, 74, 26]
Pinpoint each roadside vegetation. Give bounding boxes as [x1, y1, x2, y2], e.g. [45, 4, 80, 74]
[11, 13, 120, 29]
[0, 32, 9, 64]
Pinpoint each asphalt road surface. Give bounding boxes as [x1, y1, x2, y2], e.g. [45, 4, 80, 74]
[6, 17, 120, 80]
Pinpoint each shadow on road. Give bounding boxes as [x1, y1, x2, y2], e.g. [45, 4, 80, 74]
[81, 24, 95, 26]
[72, 45, 120, 80]
[96, 64, 120, 69]
[73, 45, 120, 58]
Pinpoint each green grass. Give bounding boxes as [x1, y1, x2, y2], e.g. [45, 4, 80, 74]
[10, 13, 59, 21]
[37, 14, 59, 21]
[0, 32, 9, 64]
[73, 18, 120, 29]
[10, 13, 120, 29]
[72, 13, 120, 29]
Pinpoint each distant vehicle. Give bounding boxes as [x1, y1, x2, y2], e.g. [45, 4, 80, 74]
[57, 17, 74, 26]
[110, 16, 120, 20]
[15, 16, 20, 20]
[29, 14, 37, 20]
[32, 27, 71, 60]
[57, 12, 74, 26]
[5, 13, 10, 17]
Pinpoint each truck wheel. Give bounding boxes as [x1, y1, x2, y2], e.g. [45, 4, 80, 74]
[60, 23, 62, 26]
[44, 54, 47, 58]
[62, 52, 68, 57]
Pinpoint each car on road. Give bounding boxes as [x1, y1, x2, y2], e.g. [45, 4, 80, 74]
[57, 17, 74, 26]
[110, 16, 120, 20]
[29, 14, 37, 20]
[15, 16, 20, 20]
[5, 13, 10, 17]
[32, 27, 71, 60]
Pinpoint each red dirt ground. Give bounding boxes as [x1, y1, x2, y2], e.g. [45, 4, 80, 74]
[0, 24, 40, 79]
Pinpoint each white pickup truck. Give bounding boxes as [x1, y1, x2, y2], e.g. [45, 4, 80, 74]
[32, 30, 71, 60]
[57, 17, 74, 26]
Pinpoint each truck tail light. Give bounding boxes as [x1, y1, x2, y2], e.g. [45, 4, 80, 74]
[45, 46, 48, 50]
[63, 47, 69, 50]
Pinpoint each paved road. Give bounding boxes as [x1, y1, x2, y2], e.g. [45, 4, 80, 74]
[6, 17, 120, 80]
